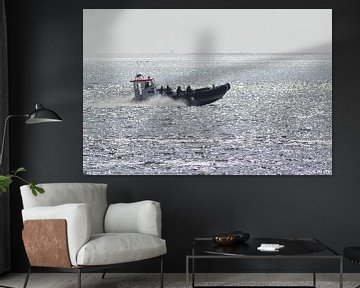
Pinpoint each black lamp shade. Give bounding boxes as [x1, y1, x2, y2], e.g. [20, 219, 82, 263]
[25, 104, 63, 124]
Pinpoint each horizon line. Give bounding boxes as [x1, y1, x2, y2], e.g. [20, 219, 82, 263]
[84, 51, 332, 58]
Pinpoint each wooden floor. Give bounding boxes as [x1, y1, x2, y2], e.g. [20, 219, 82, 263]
[0, 273, 359, 288]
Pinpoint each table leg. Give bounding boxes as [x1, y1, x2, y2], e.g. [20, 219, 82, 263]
[192, 246, 195, 288]
[186, 257, 189, 288]
[313, 254, 316, 287]
[192, 257, 195, 288]
[339, 257, 343, 288]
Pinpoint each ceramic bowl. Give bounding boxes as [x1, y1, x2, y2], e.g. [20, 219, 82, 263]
[212, 233, 238, 245]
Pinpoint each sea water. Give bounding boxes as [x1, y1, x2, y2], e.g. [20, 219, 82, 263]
[83, 53, 332, 175]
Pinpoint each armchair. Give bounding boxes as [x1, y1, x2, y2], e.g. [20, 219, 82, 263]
[20, 183, 166, 288]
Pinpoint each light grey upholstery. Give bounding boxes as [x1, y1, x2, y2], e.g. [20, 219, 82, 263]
[77, 233, 166, 266]
[105, 201, 162, 237]
[20, 183, 166, 267]
[20, 183, 107, 234]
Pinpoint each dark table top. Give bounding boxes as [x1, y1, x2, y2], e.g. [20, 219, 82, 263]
[191, 238, 340, 257]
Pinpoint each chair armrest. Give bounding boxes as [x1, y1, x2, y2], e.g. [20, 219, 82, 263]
[104, 200, 162, 237]
[22, 203, 91, 266]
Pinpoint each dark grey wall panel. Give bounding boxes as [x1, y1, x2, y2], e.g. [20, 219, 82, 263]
[5, 0, 360, 273]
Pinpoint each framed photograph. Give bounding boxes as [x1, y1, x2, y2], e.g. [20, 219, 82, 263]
[83, 9, 332, 175]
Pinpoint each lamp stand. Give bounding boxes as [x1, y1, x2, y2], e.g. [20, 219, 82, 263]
[0, 115, 27, 168]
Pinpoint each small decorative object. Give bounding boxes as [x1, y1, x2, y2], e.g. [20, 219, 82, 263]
[212, 233, 238, 245]
[257, 243, 284, 252]
[233, 230, 250, 242]
[212, 230, 250, 245]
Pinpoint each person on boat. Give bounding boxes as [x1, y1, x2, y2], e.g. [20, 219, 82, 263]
[186, 85, 192, 92]
[166, 85, 172, 95]
[177, 86, 183, 94]
[159, 86, 164, 94]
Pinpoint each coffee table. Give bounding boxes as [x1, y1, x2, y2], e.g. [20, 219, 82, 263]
[186, 237, 343, 288]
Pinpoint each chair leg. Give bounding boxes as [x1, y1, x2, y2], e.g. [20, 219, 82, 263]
[160, 257, 164, 288]
[101, 270, 107, 279]
[77, 269, 81, 288]
[23, 266, 31, 288]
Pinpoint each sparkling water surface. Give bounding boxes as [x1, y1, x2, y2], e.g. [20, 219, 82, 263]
[83, 54, 332, 175]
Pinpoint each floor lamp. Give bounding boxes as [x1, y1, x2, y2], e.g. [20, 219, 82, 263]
[0, 103, 63, 288]
[0, 103, 63, 167]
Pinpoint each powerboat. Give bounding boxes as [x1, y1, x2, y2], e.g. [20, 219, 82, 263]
[130, 74, 230, 106]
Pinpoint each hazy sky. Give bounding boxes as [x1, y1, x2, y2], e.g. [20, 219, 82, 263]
[83, 9, 332, 55]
